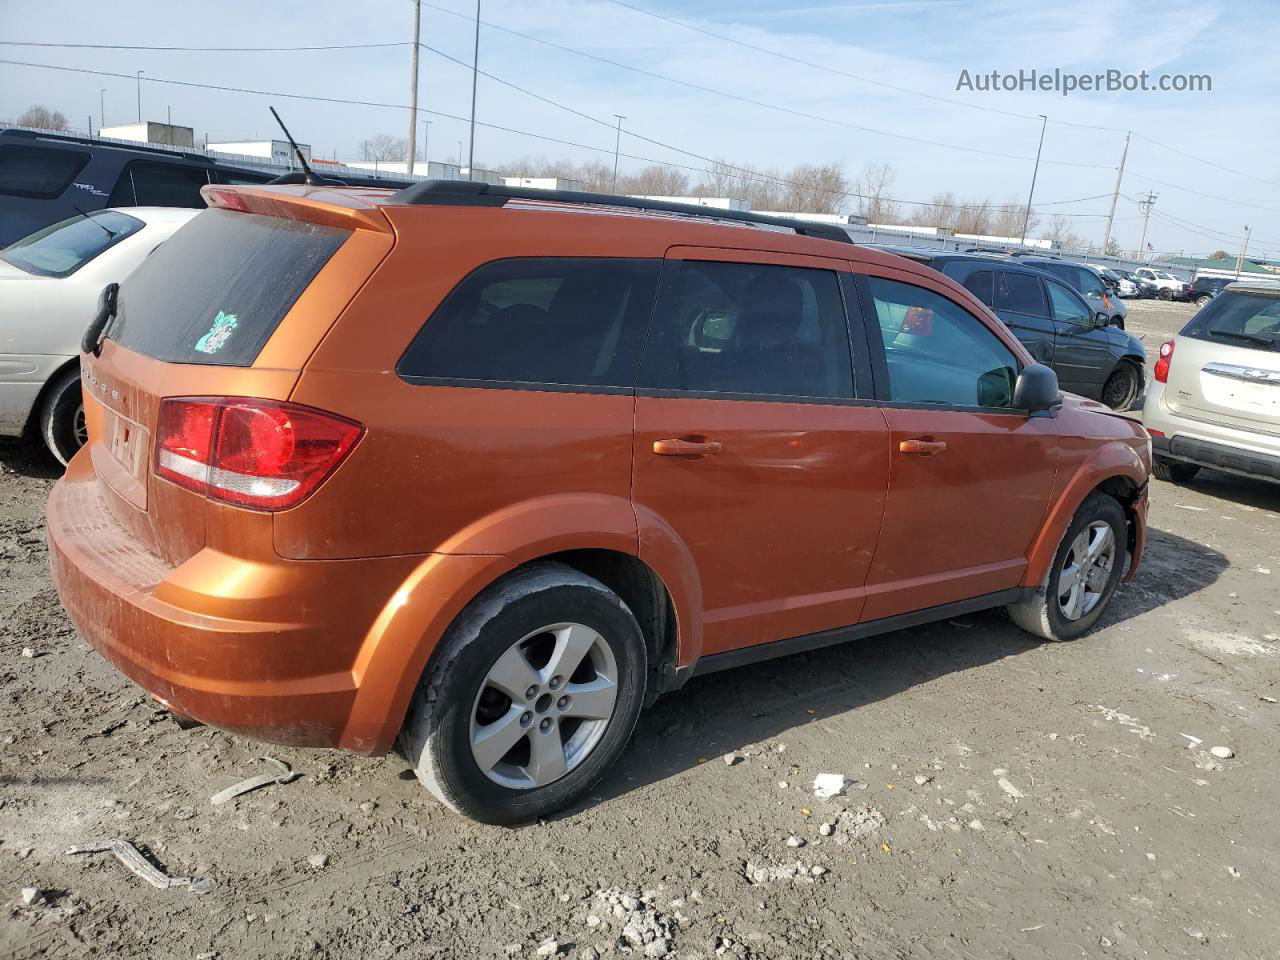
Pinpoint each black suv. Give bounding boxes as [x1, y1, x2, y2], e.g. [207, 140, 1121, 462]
[875, 249, 1148, 410]
[0, 128, 413, 247]
[1186, 275, 1234, 307]
[1013, 256, 1127, 328]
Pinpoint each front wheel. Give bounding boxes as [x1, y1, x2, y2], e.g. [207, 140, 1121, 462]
[1101, 363, 1141, 411]
[1158, 288, 1173, 301]
[39, 367, 86, 467]
[1195, 295, 1212, 308]
[398, 563, 648, 825]
[1007, 493, 1127, 642]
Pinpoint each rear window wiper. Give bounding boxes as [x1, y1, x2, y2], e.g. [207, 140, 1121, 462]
[1208, 328, 1277, 349]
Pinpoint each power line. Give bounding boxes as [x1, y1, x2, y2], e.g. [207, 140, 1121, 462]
[1126, 169, 1280, 217]
[0, 39, 410, 52]
[0, 57, 1112, 218]
[1132, 132, 1280, 191]
[424, 2, 1116, 167]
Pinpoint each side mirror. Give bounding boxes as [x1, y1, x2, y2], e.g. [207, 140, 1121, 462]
[1013, 363, 1062, 417]
[1094, 311, 1110, 327]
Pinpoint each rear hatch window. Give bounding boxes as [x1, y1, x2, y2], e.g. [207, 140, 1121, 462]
[0, 143, 90, 199]
[110, 208, 350, 366]
[0, 210, 144, 277]
[1181, 289, 1280, 352]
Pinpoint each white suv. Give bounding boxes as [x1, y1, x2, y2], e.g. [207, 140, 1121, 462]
[1134, 267, 1190, 302]
[1143, 282, 1280, 485]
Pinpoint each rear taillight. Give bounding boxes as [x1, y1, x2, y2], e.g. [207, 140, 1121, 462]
[1153, 340, 1175, 383]
[155, 397, 362, 511]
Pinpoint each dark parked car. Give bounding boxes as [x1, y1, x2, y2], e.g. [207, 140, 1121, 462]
[877, 249, 1148, 410]
[0, 128, 413, 247]
[1186, 275, 1234, 307]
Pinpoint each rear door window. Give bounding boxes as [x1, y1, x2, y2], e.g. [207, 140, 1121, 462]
[0, 210, 144, 277]
[108, 161, 211, 207]
[959, 270, 994, 306]
[0, 143, 90, 199]
[639, 260, 854, 399]
[996, 271, 1049, 317]
[110, 209, 349, 366]
[398, 258, 660, 388]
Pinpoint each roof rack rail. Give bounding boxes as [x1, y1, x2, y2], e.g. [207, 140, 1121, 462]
[385, 179, 855, 245]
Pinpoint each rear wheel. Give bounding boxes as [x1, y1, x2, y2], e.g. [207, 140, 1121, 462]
[1007, 493, 1127, 642]
[1195, 295, 1212, 308]
[398, 562, 647, 825]
[1158, 288, 1173, 301]
[39, 367, 86, 467]
[1153, 458, 1200, 483]
[1101, 363, 1141, 411]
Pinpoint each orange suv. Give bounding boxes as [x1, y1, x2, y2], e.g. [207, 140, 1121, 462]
[48, 182, 1150, 823]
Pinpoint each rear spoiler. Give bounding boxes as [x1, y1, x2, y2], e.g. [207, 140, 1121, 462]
[200, 184, 394, 234]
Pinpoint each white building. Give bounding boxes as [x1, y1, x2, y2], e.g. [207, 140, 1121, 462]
[755, 211, 869, 226]
[347, 161, 504, 185]
[208, 139, 311, 165]
[100, 121, 194, 148]
[504, 176, 585, 192]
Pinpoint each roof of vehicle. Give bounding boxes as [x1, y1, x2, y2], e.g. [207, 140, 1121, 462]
[1219, 280, 1280, 297]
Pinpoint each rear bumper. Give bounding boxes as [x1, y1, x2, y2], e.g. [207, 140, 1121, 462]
[45, 456, 494, 753]
[1143, 382, 1280, 484]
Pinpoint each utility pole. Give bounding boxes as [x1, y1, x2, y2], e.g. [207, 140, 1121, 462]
[1102, 131, 1130, 257]
[1136, 192, 1157, 261]
[1020, 114, 1047, 247]
[99, 88, 106, 130]
[612, 115, 625, 193]
[466, 0, 480, 180]
[406, 0, 421, 174]
[136, 71, 144, 122]
[420, 120, 431, 169]
[1235, 225, 1252, 279]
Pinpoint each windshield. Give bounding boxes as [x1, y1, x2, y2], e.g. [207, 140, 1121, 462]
[0, 210, 145, 278]
[1181, 290, 1280, 350]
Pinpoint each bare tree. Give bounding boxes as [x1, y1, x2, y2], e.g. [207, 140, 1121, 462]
[359, 134, 408, 162]
[852, 163, 901, 223]
[620, 165, 690, 196]
[1208, 248, 1229, 260]
[19, 105, 68, 131]
[1041, 215, 1082, 250]
[989, 199, 1038, 239]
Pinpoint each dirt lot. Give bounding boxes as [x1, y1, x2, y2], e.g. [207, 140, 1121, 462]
[3, 299, 1278, 960]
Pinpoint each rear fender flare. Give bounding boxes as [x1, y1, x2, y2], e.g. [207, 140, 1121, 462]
[341, 494, 704, 753]
[1024, 442, 1146, 588]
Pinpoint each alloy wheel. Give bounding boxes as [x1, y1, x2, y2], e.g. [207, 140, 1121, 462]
[469, 622, 619, 789]
[1057, 521, 1116, 621]
[73, 403, 88, 448]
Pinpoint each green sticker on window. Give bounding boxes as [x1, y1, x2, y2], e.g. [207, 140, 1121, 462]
[195, 310, 239, 354]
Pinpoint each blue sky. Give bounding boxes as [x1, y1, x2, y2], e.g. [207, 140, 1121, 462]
[1, 0, 1276, 256]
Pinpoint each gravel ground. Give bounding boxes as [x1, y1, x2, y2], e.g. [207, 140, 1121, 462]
[3, 299, 1279, 960]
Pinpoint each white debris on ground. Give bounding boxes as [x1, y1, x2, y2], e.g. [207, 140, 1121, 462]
[812, 772, 846, 798]
[1093, 705, 1156, 739]
[745, 861, 827, 885]
[584, 888, 681, 957]
[830, 805, 887, 844]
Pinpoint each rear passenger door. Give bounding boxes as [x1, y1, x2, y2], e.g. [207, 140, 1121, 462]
[958, 268, 1056, 365]
[632, 248, 889, 656]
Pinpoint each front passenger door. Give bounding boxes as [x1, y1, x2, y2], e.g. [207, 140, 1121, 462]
[857, 273, 1059, 620]
[1045, 279, 1113, 399]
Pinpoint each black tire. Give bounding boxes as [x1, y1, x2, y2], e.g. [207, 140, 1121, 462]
[1158, 288, 1173, 301]
[398, 562, 647, 825]
[1007, 493, 1127, 642]
[1101, 363, 1142, 411]
[1153, 458, 1200, 483]
[39, 367, 86, 467]
[1195, 295, 1212, 308]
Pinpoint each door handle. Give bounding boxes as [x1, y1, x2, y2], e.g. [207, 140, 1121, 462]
[899, 439, 947, 456]
[653, 438, 723, 457]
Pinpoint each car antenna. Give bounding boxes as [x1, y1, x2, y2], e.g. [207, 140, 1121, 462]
[72, 205, 117, 240]
[269, 106, 321, 185]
